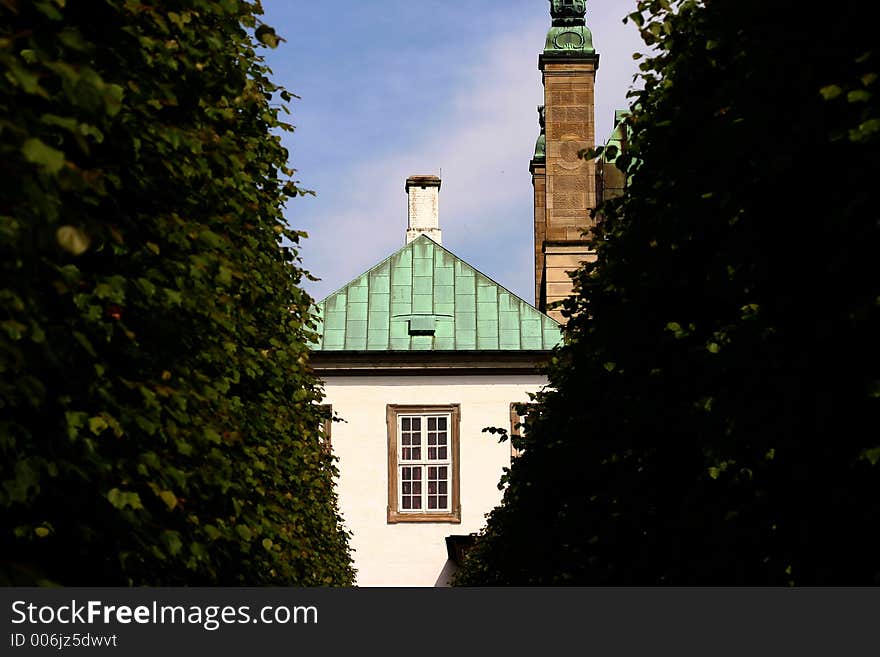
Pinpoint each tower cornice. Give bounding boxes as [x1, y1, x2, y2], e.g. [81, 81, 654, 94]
[539, 52, 599, 71]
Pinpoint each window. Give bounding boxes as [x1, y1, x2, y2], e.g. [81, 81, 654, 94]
[509, 403, 523, 458]
[317, 404, 333, 454]
[387, 404, 461, 523]
[509, 402, 535, 458]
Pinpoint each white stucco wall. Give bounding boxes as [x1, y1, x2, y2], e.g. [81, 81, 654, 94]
[322, 373, 546, 587]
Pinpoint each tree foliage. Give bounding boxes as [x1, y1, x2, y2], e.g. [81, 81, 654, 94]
[0, 0, 354, 585]
[455, 0, 879, 585]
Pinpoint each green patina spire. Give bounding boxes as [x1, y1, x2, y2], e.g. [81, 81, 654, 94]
[544, 0, 594, 54]
[534, 105, 546, 159]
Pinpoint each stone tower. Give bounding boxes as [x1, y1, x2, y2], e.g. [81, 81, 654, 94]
[531, 0, 599, 320]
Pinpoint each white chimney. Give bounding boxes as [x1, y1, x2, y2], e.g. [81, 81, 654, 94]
[405, 175, 442, 244]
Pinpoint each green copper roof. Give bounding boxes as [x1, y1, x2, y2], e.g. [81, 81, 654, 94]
[602, 109, 630, 163]
[544, 25, 594, 54]
[312, 235, 562, 352]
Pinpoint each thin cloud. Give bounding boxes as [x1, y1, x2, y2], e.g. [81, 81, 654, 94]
[289, 2, 642, 304]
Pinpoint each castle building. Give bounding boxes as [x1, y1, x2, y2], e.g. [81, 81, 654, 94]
[310, 176, 561, 586]
[309, 1, 618, 585]
[533, 0, 601, 319]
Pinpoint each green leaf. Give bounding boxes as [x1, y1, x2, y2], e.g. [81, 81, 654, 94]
[740, 303, 760, 319]
[7, 62, 42, 94]
[5, 460, 41, 503]
[102, 84, 125, 116]
[580, 146, 603, 161]
[88, 416, 109, 435]
[22, 138, 65, 174]
[819, 84, 843, 100]
[78, 123, 104, 142]
[860, 447, 880, 466]
[40, 114, 78, 132]
[164, 289, 182, 306]
[64, 411, 87, 439]
[106, 488, 143, 510]
[204, 427, 222, 444]
[850, 118, 880, 141]
[615, 154, 635, 172]
[161, 531, 183, 556]
[217, 266, 233, 286]
[135, 277, 157, 297]
[34, 0, 64, 20]
[158, 490, 178, 511]
[255, 25, 280, 48]
[627, 11, 645, 27]
[1, 319, 26, 340]
[58, 27, 89, 51]
[847, 89, 871, 103]
[56, 225, 90, 255]
[72, 332, 96, 357]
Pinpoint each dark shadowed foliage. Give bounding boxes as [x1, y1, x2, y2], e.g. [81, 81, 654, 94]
[0, 0, 353, 585]
[455, 0, 879, 585]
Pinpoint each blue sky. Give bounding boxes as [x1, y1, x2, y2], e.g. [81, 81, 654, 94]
[261, 0, 644, 305]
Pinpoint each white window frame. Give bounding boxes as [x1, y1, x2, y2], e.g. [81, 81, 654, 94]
[387, 404, 461, 524]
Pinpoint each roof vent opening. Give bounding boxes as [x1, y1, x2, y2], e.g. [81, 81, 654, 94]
[408, 316, 436, 336]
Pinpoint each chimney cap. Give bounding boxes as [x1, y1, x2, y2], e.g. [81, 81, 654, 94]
[405, 175, 441, 191]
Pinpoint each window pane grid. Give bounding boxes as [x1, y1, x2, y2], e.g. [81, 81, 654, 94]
[400, 465, 422, 510]
[398, 414, 451, 513]
[427, 465, 449, 511]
